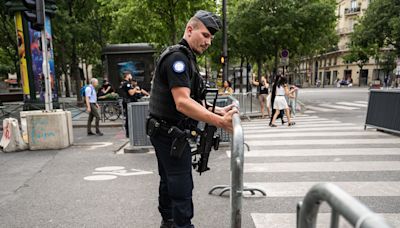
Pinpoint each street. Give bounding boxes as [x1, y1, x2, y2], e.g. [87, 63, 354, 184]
[1, 88, 400, 228]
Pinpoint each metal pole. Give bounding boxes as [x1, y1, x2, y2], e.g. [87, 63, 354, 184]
[222, 0, 228, 82]
[40, 0, 52, 111]
[230, 104, 243, 228]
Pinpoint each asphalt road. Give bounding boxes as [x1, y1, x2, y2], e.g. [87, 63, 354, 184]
[0, 87, 399, 228]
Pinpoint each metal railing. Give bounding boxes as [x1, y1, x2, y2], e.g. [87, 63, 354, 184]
[297, 183, 393, 228]
[230, 98, 243, 228]
[208, 96, 266, 228]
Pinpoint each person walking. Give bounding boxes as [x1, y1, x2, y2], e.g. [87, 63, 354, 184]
[147, 10, 236, 228]
[288, 85, 297, 117]
[269, 74, 286, 126]
[270, 76, 294, 127]
[85, 78, 103, 136]
[252, 75, 270, 118]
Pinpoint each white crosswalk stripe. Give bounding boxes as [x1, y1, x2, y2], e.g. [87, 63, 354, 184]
[319, 103, 359, 110]
[236, 114, 400, 228]
[336, 101, 368, 108]
[304, 101, 369, 113]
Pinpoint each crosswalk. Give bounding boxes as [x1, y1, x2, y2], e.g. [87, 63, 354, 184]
[237, 114, 400, 228]
[305, 101, 368, 113]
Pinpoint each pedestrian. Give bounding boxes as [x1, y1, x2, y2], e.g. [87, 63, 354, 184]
[269, 74, 286, 126]
[270, 75, 294, 127]
[219, 80, 234, 95]
[288, 85, 297, 117]
[252, 74, 270, 118]
[119, 71, 141, 138]
[85, 78, 103, 136]
[147, 10, 236, 228]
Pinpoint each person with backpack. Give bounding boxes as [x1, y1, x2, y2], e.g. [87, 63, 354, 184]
[85, 78, 103, 136]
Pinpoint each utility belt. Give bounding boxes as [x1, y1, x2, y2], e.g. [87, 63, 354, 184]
[146, 116, 197, 159]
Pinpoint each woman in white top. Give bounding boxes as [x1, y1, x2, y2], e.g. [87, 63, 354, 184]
[270, 76, 295, 127]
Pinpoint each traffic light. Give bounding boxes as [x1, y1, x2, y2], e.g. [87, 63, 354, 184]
[22, 0, 45, 30]
[220, 56, 225, 64]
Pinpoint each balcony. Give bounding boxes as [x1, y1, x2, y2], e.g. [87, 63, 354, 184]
[336, 27, 354, 35]
[344, 7, 361, 15]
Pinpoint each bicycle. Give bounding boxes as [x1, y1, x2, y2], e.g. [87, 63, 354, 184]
[101, 100, 123, 121]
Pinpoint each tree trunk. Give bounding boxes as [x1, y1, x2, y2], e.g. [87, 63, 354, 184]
[239, 56, 243, 93]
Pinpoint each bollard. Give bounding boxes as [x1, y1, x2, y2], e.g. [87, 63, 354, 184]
[0, 118, 28, 152]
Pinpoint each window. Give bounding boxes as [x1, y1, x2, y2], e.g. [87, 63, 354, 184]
[351, 0, 357, 9]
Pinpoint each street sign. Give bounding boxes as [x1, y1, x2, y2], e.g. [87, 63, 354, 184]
[281, 49, 289, 66]
[281, 49, 289, 58]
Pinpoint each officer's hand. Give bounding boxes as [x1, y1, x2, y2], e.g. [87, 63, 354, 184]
[221, 109, 238, 133]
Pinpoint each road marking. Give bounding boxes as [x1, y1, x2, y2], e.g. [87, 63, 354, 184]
[244, 126, 364, 134]
[244, 131, 391, 139]
[251, 213, 399, 228]
[336, 101, 368, 108]
[83, 166, 153, 181]
[305, 105, 335, 112]
[319, 103, 359, 110]
[244, 182, 400, 197]
[243, 123, 356, 130]
[244, 161, 400, 173]
[304, 110, 316, 114]
[246, 138, 400, 146]
[355, 101, 368, 104]
[226, 148, 400, 158]
[84, 175, 117, 181]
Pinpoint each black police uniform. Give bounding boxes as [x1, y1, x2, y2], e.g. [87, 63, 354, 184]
[120, 79, 137, 137]
[148, 10, 221, 228]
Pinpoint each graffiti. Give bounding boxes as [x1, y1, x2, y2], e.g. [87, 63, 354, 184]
[4, 122, 11, 140]
[30, 118, 56, 144]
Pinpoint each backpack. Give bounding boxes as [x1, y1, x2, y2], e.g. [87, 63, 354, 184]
[80, 85, 93, 98]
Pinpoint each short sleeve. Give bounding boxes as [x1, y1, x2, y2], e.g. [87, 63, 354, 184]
[162, 52, 191, 89]
[85, 86, 91, 97]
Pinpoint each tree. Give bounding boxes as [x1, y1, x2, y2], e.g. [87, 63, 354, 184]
[351, 0, 400, 57]
[0, 0, 18, 79]
[343, 45, 371, 85]
[229, 0, 338, 82]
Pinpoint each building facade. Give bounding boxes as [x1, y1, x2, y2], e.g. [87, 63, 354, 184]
[297, 0, 386, 87]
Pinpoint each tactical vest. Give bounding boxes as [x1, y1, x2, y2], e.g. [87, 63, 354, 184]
[149, 44, 204, 125]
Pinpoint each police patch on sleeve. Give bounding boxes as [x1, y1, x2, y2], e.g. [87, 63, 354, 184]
[172, 61, 186, 73]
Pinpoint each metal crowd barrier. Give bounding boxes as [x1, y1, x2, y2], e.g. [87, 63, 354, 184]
[208, 96, 266, 228]
[297, 183, 393, 228]
[365, 89, 400, 134]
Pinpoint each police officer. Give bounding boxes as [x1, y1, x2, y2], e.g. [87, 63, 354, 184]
[148, 10, 237, 228]
[120, 71, 140, 138]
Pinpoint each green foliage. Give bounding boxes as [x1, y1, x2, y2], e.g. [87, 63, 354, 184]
[342, 45, 370, 69]
[351, 0, 400, 57]
[0, 0, 18, 77]
[229, 0, 338, 72]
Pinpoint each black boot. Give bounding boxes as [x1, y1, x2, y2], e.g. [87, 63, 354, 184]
[160, 219, 174, 228]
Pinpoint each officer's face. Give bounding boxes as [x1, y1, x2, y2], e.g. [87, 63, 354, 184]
[189, 23, 213, 54]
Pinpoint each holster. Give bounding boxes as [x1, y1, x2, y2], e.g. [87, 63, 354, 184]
[146, 117, 188, 159]
[168, 126, 188, 159]
[146, 117, 160, 137]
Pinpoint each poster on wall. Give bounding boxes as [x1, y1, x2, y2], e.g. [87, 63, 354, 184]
[28, 16, 58, 101]
[117, 61, 145, 82]
[15, 12, 30, 97]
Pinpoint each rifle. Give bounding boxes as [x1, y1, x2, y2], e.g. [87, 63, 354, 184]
[192, 88, 220, 175]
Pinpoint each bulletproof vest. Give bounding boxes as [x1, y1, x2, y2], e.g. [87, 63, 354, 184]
[149, 44, 204, 124]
